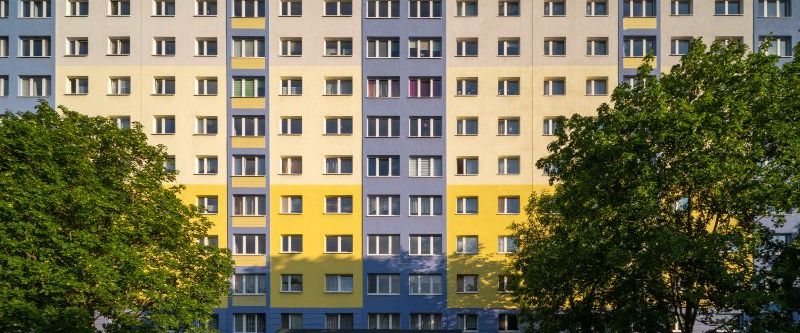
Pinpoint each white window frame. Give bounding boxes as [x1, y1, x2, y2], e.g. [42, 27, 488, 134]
[409, 195, 442, 216]
[280, 274, 303, 292]
[623, 0, 655, 17]
[366, 38, 399, 58]
[498, 0, 519, 16]
[233, 116, 265, 136]
[455, 0, 477, 16]
[497, 38, 520, 56]
[324, 235, 353, 253]
[233, 195, 266, 216]
[20, 0, 50, 18]
[232, 77, 265, 97]
[232, 0, 265, 17]
[324, 38, 353, 56]
[20, 37, 50, 57]
[65, 37, 88, 56]
[367, 77, 400, 98]
[109, 77, 131, 95]
[409, 116, 442, 138]
[408, 38, 442, 58]
[368, 274, 400, 295]
[197, 195, 219, 213]
[455, 117, 478, 136]
[233, 313, 265, 333]
[326, 314, 354, 329]
[544, 79, 566, 96]
[153, 0, 175, 16]
[195, 156, 218, 174]
[281, 235, 303, 253]
[670, 0, 692, 15]
[408, 77, 441, 98]
[153, 77, 176, 95]
[456, 157, 479, 176]
[324, 0, 352, 16]
[325, 274, 354, 293]
[367, 156, 400, 177]
[367, 116, 400, 137]
[410, 313, 442, 330]
[195, 0, 217, 16]
[196, 37, 217, 56]
[761, 36, 792, 57]
[153, 115, 175, 134]
[458, 314, 479, 332]
[367, 234, 400, 255]
[585, 78, 608, 96]
[408, 274, 442, 295]
[233, 234, 266, 254]
[196, 77, 218, 96]
[715, 0, 742, 15]
[365, 0, 398, 18]
[233, 274, 266, 295]
[498, 79, 520, 96]
[543, 117, 560, 136]
[232, 37, 265, 58]
[498, 118, 520, 136]
[586, 38, 608, 56]
[456, 38, 478, 57]
[497, 236, 518, 254]
[66, 0, 88, 16]
[280, 196, 303, 214]
[498, 196, 521, 214]
[367, 195, 401, 216]
[325, 117, 353, 135]
[324, 156, 354, 174]
[0, 37, 7, 57]
[325, 196, 353, 214]
[0, 0, 7, 18]
[66, 76, 88, 95]
[408, 235, 442, 256]
[759, 0, 790, 17]
[19, 76, 50, 97]
[408, 0, 441, 18]
[498, 314, 519, 332]
[153, 37, 175, 56]
[543, 0, 565, 16]
[498, 156, 520, 175]
[108, 0, 130, 16]
[544, 38, 566, 56]
[324, 77, 353, 96]
[280, 156, 303, 175]
[108, 37, 130, 55]
[279, 0, 302, 16]
[281, 78, 303, 96]
[409, 156, 442, 177]
[232, 155, 266, 176]
[456, 197, 478, 215]
[0, 76, 8, 97]
[586, 0, 607, 16]
[456, 274, 479, 293]
[280, 116, 302, 135]
[280, 38, 302, 56]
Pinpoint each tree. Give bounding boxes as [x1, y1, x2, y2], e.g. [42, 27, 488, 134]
[0, 102, 233, 332]
[511, 40, 800, 332]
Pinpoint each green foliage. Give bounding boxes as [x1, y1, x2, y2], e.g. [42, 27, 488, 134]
[0, 102, 233, 332]
[511, 40, 800, 332]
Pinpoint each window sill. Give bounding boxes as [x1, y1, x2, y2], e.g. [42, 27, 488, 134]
[232, 215, 266, 217]
[151, 133, 175, 135]
[714, 14, 743, 16]
[585, 94, 608, 97]
[324, 291, 354, 294]
[323, 94, 353, 97]
[106, 54, 130, 56]
[323, 54, 354, 57]
[193, 15, 218, 17]
[279, 252, 302, 254]
[277, 133, 301, 136]
[408, 57, 443, 60]
[151, 15, 176, 17]
[408, 175, 443, 178]
[193, 94, 218, 96]
[194, 55, 218, 57]
[497, 134, 520, 137]
[152, 54, 176, 57]
[18, 56, 51, 58]
[497, 213, 520, 215]
[64, 55, 88, 57]
[544, 54, 567, 57]
[278, 94, 303, 97]
[65, 93, 89, 96]
[586, 54, 609, 57]
[18, 95, 51, 98]
[455, 94, 478, 97]
[366, 215, 400, 217]
[18, 17, 52, 19]
[365, 57, 400, 59]
[365, 176, 400, 178]
[407, 16, 443, 19]
[279, 212, 302, 215]
[758, 16, 794, 19]
[323, 212, 353, 215]
[454, 55, 479, 57]
[323, 173, 354, 175]
[454, 134, 478, 137]
[65, 15, 88, 17]
[322, 133, 353, 136]
[106, 94, 131, 96]
[497, 55, 521, 57]
[365, 97, 401, 99]
[455, 174, 479, 176]
[323, 251, 353, 254]
[322, 15, 352, 17]
[364, 17, 400, 19]
[233, 293, 266, 296]
[279, 290, 303, 293]
[199, 212, 219, 215]
[278, 173, 302, 176]
[277, 15, 302, 18]
[232, 175, 266, 177]
[231, 253, 265, 256]
[498, 94, 521, 97]
[193, 172, 218, 175]
[456, 291, 479, 294]
[106, 15, 132, 17]
[670, 14, 693, 16]
[193, 133, 218, 136]
[543, 15, 566, 17]
[151, 94, 175, 96]
[455, 212, 478, 215]
[366, 293, 400, 296]
[279, 54, 303, 57]
[586, 14, 609, 17]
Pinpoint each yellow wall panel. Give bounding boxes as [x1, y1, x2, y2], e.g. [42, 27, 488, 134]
[231, 176, 267, 188]
[232, 58, 266, 70]
[232, 295, 267, 307]
[623, 17, 657, 30]
[232, 136, 266, 149]
[233, 255, 267, 267]
[231, 17, 266, 29]
[232, 98, 266, 109]
[233, 216, 267, 228]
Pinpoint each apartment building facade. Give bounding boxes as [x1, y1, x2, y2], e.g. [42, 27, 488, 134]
[0, 0, 797, 332]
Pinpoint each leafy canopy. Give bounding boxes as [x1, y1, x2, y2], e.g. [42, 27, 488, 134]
[0, 102, 233, 333]
[511, 40, 800, 332]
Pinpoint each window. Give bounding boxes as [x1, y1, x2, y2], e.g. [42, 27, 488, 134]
[0, 0, 7, 17]
[498, 314, 519, 332]
[499, 275, 517, 293]
[325, 117, 353, 135]
[715, 0, 741, 15]
[324, 0, 352, 15]
[233, 37, 265, 57]
[586, 0, 607, 15]
[409, 77, 442, 98]
[196, 38, 218, 56]
[325, 156, 353, 174]
[622, 0, 655, 17]
[66, 37, 88, 56]
[325, 38, 353, 56]
[671, 0, 692, 15]
[280, 38, 302, 56]
[232, 77, 265, 97]
[498, 0, 519, 16]
[233, 195, 266, 216]
[456, 157, 479, 175]
[20, 37, 50, 57]
[234, 274, 265, 295]
[196, 77, 218, 95]
[325, 78, 353, 95]
[586, 38, 608, 56]
[326, 314, 354, 329]
[325, 235, 353, 253]
[409, 156, 442, 177]
[409, 0, 441, 18]
[456, 38, 478, 56]
[196, 156, 218, 174]
[280, 196, 303, 214]
[759, 0, 791, 17]
[457, 274, 478, 293]
[456, 236, 478, 254]
[233, 155, 266, 176]
[458, 314, 479, 332]
[367, 195, 401, 216]
[281, 235, 303, 253]
[233, 313, 265, 333]
[325, 275, 354, 292]
[498, 78, 520, 96]
[498, 196, 520, 214]
[280, 117, 302, 135]
[623, 37, 656, 57]
[280, 0, 301, 15]
[0, 76, 7, 96]
[544, 38, 566, 56]
[19, 76, 50, 97]
[66, 77, 88, 95]
[456, 117, 478, 136]
[716, 36, 744, 45]
[544, 78, 565, 96]
[409, 38, 441, 58]
[196, 0, 217, 15]
[233, 0, 265, 17]
[456, 0, 477, 16]
[367, 234, 400, 255]
[0, 37, 7, 57]
[366, 0, 399, 18]
[153, 37, 175, 56]
[66, 0, 88, 16]
[455, 197, 478, 215]
[498, 156, 520, 175]
[20, 0, 50, 18]
[280, 156, 302, 175]
[544, 0, 565, 16]
[109, 0, 130, 16]
[409, 196, 442, 216]
[109, 77, 131, 95]
[325, 196, 353, 214]
[197, 196, 218, 213]
[409, 235, 442, 255]
[164, 155, 176, 172]
[586, 78, 607, 95]
[153, 116, 175, 134]
[367, 77, 400, 97]
[411, 313, 442, 330]
[233, 234, 266, 254]
[367, 116, 400, 137]
[153, 0, 175, 15]
[498, 38, 520, 56]
[233, 116, 265, 136]
[498, 118, 520, 136]
[368, 156, 400, 177]
[366, 37, 400, 58]
[109, 37, 130, 55]
[367, 274, 400, 295]
[456, 78, 478, 96]
[761, 36, 792, 57]
[199, 235, 219, 248]
[671, 38, 691, 55]
[281, 275, 303, 292]
[281, 78, 302, 95]
[498, 236, 518, 253]
[153, 77, 175, 95]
